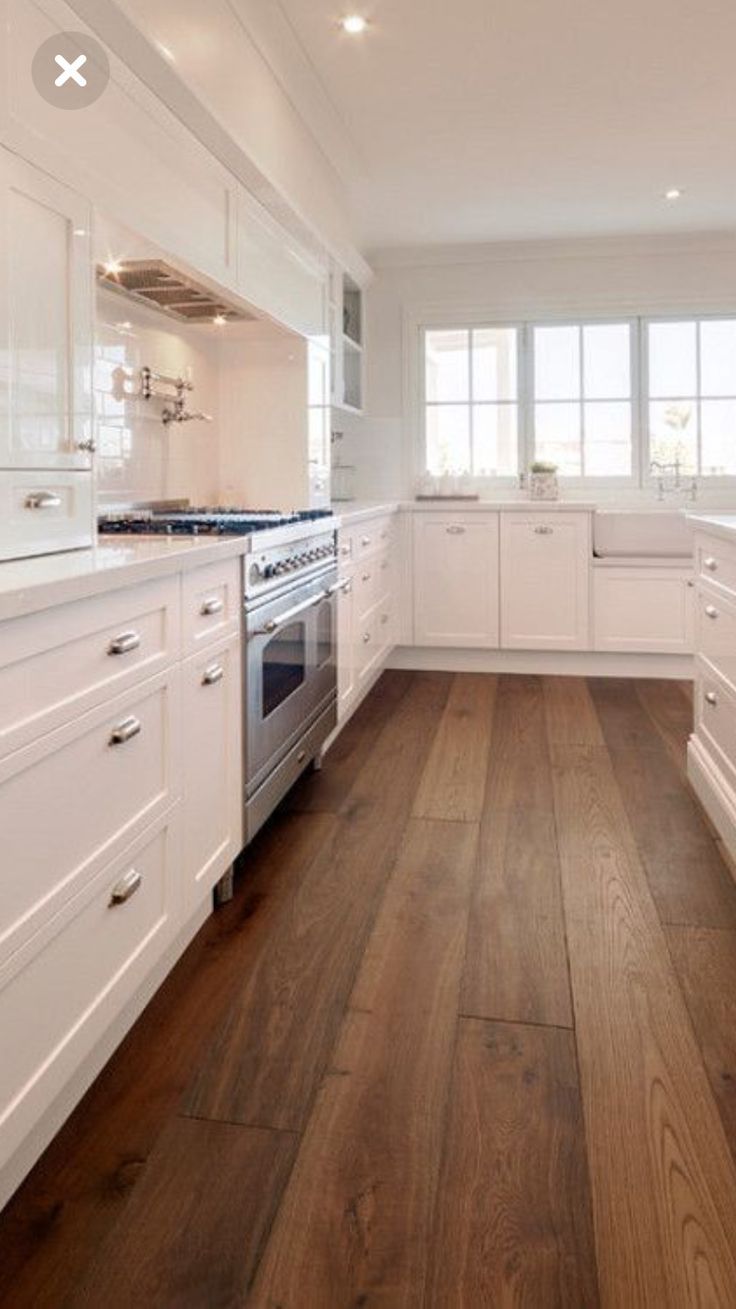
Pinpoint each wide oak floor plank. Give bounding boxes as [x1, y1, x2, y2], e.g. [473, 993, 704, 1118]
[462, 808, 573, 1027]
[636, 677, 693, 774]
[67, 1119, 295, 1309]
[0, 811, 334, 1309]
[184, 672, 451, 1131]
[543, 675, 605, 747]
[484, 675, 555, 812]
[250, 818, 478, 1308]
[412, 672, 496, 822]
[667, 925, 736, 1161]
[551, 740, 736, 1305]
[428, 1018, 599, 1308]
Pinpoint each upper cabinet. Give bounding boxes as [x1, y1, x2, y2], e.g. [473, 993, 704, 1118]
[0, 149, 93, 472]
[329, 264, 364, 413]
[237, 188, 328, 340]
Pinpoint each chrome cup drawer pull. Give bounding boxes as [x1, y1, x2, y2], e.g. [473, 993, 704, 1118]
[25, 490, 62, 510]
[704, 556, 718, 571]
[202, 663, 224, 686]
[705, 605, 719, 619]
[109, 868, 142, 906]
[534, 525, 554, 535]
[200, 596, 224, 616]
[109, 715, 142, 746]
[705, 691, 718, 706]
[108, 630, 141, 656]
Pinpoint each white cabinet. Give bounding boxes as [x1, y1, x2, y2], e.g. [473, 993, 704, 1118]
[500, 513, 590, 650]
[336, 513, 397, 724]
[0, 148, 93, 472]
[594, 567, 694, 653]
[329, 263, 364, 413]
[413, 513, 499, 648]
[181, 635, 242, 907]
[337, 569, 356, 720]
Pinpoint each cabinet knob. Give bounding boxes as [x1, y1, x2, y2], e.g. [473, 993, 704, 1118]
[200, 597, 224, 616]
[705, 604, 719, 619]
[362, 571, 371, 582]
[704, 556, 718, 571]
[25, 491, 62, 510]
[705, 690, 718, 706]
[109, 715, 142, 746]
[108, 630, 141, 656]
[361, 535, 371, 547]
[109, 868, 142, 906]
[363, 632, 370, 643]
[202, 663, 224, 686]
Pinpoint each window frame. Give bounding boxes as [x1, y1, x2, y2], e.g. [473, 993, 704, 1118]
[417, 311, 736, 488]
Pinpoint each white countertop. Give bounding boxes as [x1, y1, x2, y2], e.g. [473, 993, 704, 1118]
[333, 498, 597, 522]
[687, 512, 736, 544]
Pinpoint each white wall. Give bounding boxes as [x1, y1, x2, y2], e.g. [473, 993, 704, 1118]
[95, 289, 221, 506]
[348, 234, 736, 502]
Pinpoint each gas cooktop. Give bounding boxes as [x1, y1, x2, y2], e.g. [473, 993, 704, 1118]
[98, 507, 333, 537]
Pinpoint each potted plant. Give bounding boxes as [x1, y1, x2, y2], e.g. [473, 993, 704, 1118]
[529, 460, 559, 501]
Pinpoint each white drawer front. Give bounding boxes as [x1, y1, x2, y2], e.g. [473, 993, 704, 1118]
[695, 660, 736, 792]
[0, 576, 180, 758]
[0, 671, 179, 964]
[353, 550, 391, 622]
[355, 515, 395, 560]
[0, 816, 176, 1167]
[182, 558, 241, 653]
[697, 585, 736, 692]
[0, 470, 92, 562]
[696, 534, 736, 600]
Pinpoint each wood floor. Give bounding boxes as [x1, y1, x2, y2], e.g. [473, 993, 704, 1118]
[4, 672, 736, 1305]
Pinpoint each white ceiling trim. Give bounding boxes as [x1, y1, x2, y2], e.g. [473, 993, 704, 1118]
[370, 231, 736, 270]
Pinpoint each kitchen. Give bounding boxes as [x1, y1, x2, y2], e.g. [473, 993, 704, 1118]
[3, 1, 736, 1304]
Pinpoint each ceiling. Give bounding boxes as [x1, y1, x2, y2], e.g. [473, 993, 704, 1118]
[272, 0, 736, 251]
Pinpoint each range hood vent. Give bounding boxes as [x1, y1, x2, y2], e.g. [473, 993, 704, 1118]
[97, 258, 253, 324]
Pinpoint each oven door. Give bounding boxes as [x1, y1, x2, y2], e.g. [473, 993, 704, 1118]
[245, 569, 337, 792]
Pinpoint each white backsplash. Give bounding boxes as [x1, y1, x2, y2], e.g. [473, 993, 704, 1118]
[95, 289, 222, 506]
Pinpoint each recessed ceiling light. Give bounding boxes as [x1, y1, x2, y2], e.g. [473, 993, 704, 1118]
[73, 227, 87, 237]
[341, 15, 368, 34]
[664, 188, 683, 201]
[213, 314, 228, 326]
[103, 259, 123, 276]
[157, 42, 175, 62]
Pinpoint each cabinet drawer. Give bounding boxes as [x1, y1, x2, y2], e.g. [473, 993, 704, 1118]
[0, 816, 176, 1167]
[355, 515, 394, 560]
[0, 576, 180, 758]
[695, 660, 736, 793]
[696, 534, 736, 599]
[696, 585, 736, 692]
[353, 550, 391, 621]
[182, 558, 241, 653]
[0, 670, 179, 965]
[356, 597, 393, 687]
[0, 470, 92, 562]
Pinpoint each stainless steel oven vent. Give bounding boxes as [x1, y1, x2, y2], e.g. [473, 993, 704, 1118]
[97, 258, 253, 324]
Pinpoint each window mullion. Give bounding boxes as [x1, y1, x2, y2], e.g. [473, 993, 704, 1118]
[579, 325, 585, 478]
[696, 322, 703, 478]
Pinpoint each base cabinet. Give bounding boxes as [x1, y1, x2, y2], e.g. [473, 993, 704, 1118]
[413, 513, 499, 647]
[500, 513, 590, 650]
[594, 568, 694, 653]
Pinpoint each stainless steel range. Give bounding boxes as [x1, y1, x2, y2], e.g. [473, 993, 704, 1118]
[243, 520, 342, 841]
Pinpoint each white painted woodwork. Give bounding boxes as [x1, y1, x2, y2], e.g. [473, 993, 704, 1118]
[237, 187, 327, 337]
[308, 338, 331, 507]
[0, 813, 177, 1174]
[181, 634, 242, 906]
[0, 469, 93, 563]
[695, 532, 736, 599]
[336, 512, 397, 724]
[694, 658, 736, 794]
[593, 567, 694, 653]
[0, 576, 180, 760]
[181, 558, 241, 654]
[500, 512, 590, 651]
[693, 584, 736, 689]
[0, 148, 93, 474]
[337, 566, 356, 721]
[413, 513, 500, 648]
[0, 669, 180, 969]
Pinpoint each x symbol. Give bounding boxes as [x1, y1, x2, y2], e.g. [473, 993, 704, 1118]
[54, 53, 87, 87]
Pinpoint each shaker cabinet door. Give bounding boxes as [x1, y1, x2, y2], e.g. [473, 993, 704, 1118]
[0, 149, 93, 471]
[413, 514, 500, 648]
[500, 513, 591, 650]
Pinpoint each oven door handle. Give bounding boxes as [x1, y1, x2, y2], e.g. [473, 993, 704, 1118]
[250, 587, 332, 637]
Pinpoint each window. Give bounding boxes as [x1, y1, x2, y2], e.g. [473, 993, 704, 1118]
[647, 319, 736, 476]
[420, 315, 736, 484]
[532, 323, 632, 477]
[424, 328, 519, 477]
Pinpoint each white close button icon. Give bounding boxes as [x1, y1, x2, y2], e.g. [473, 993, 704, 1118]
[54, 52, 87, 87]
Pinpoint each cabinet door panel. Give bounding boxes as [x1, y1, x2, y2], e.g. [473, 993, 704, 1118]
[501, 514, 590, 650]
[414, 515, 499, 648]
[0, 149, 92, 470]
[594, 569, 694, 653]
[181, 636, 242, 905]
[238, 188, 327, 338]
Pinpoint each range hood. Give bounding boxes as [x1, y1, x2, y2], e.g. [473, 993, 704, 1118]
[97, 258, 253, 324]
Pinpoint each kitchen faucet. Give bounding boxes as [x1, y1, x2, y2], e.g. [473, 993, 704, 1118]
[650, 459, 698, 502]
